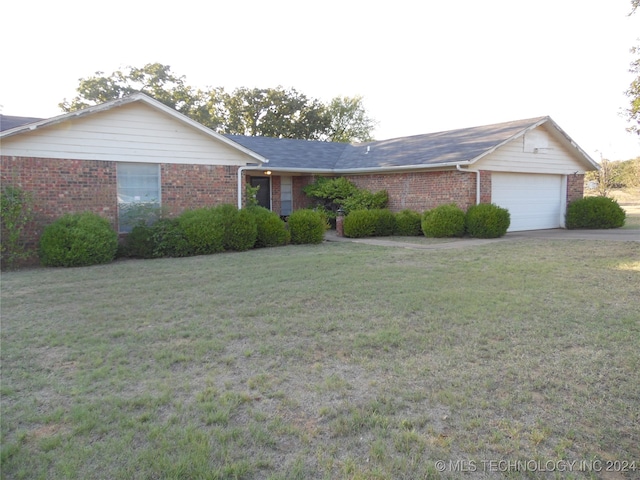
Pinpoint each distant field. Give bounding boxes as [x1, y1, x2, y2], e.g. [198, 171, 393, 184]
[610, 187, 640, 228]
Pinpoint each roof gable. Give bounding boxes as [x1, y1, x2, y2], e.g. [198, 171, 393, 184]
[0, 94, 267, 165]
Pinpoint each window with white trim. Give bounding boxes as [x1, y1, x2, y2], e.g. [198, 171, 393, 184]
[117, 163, 161, 233]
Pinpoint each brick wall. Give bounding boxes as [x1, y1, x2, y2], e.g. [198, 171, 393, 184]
[1, 156, 243, 254]
[345, 170, 477, 213]
[479, 170, 492, 204]
[293, 175, 315, 210]
[567, 173, 585, 204]
[270, 175, 281, 214]
[1, 156, 118, 248]
[162, 164, 238, 215]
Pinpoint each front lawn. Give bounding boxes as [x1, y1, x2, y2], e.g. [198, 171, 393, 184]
[1, 238, 639, 479]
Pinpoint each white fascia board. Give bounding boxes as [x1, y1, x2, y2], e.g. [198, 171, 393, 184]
[546, 120, 600, 170]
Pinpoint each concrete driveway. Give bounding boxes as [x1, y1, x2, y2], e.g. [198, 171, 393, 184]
[324, 228, 639, 250]
[504, 228, 640, 242]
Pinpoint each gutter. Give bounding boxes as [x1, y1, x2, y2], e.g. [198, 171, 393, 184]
[456, 164, 481, 205]
[240, 162, 468, 176]
[237, 165, 263, 209]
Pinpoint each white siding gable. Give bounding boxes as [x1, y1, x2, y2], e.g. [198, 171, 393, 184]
[474, 125, 588, 174]
[1, 102, 256, 166]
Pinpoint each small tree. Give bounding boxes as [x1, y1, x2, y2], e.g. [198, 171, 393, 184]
[0, 185, 34, 269]
[592, 159, 615, 197]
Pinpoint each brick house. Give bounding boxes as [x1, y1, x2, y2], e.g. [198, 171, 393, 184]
[1, 93, 598, 247]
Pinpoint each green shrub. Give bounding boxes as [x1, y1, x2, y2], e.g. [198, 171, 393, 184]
[222, 207, 258, 251]
[465, 203, 511, 238]
[343, 210, 377, 238]
[288, 209, 327, 244]
[151, 218, 191, 257]
[39, 212, 118, 267]
[247, 206, 290, 248]
[303, 177, 359, 215]
[178, 208, 225, 255]
[566, 196, 626, 229]
[1, 185, 34, 269]
[122, 223, 157, 258]
[371, 209, 396, 236]
[422, 204, 466, 238]
[394, 209, 422, 236]
[341, 189, 389, 214]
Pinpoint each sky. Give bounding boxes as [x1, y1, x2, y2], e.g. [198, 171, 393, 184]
[2, 0, 639, 160]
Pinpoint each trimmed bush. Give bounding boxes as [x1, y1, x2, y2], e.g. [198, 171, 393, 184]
[39, 212, 118, 267]
[288, 209, 327, 244]
[372, 209, 396, 236]
[343, 209, 376, 238]
[247, 206, 290, 248]
[151, 218, 191, 257]
[178, 208, 225, 255]
[394, 209, 422, 236]
[465, 203, 511, 238]
[566, 196, 626, 229]
[422, 204, 466, 238]
[222, 207, 258, 251]
[122, 223, 156, 258]
[341, 189, 389, 214]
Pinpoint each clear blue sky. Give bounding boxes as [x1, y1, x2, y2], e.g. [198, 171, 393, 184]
[2, 0, 639, 160]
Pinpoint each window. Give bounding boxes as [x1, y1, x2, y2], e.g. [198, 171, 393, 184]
[117, 163, 160, 233]
[281, 176, 292, 215]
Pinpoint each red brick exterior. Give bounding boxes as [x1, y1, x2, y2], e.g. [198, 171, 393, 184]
[161, 164, 238, 215]
[292, 175, 315, 210]
[567, 173, 584, 204]
[1, 156, 242, 252]
[2, 153, 589, 259]
[270, 175, 281, 214]
[479, 170, 492, 204]
[345, 170, 477, 212]
[1, 156, 118, 248]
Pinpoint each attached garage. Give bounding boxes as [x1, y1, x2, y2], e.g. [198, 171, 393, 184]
[491, 173, 564, 231]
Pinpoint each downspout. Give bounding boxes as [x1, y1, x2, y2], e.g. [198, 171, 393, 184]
[237, 166, 258, 209]
[456, 164, 481, 205]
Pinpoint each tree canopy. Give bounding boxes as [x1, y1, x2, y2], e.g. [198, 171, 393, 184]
[624, 1, 640, 135]
[60, 63, 376, 142]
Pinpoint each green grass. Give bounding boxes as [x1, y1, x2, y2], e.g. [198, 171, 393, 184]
[1, 236, 639, 479]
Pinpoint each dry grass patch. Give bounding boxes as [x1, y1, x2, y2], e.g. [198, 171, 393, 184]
[1, 239, 639, 479]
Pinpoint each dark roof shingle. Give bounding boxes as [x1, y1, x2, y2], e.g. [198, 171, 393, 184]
[0, 115, 44, 132]
[226, 117, 548, 171]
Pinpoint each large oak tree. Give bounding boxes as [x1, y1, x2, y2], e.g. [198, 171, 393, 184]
[60, 63, 375, 142]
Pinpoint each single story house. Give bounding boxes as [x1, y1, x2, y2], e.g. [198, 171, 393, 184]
[1, 93, 598, 245]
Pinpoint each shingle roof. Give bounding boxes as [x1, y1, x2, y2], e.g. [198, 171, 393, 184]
[225, 135, 350, 169]
[0, 115, 44, 132]
[338, 117, 549, 169]
[226, 116, 556, 172]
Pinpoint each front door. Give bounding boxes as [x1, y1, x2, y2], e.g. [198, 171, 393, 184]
[250, 177, 271, 210]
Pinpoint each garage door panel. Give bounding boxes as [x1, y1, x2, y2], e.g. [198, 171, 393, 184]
[492, 173, 563, 231]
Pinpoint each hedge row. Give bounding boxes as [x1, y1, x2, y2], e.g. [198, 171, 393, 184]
[343, 204, 510, 239]
[39, 206, 328, 267]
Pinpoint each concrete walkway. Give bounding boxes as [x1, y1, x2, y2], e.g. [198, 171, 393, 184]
[324, 228, 639, 250]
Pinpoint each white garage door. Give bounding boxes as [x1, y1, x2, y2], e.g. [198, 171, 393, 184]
[492, 173, 563, 231]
